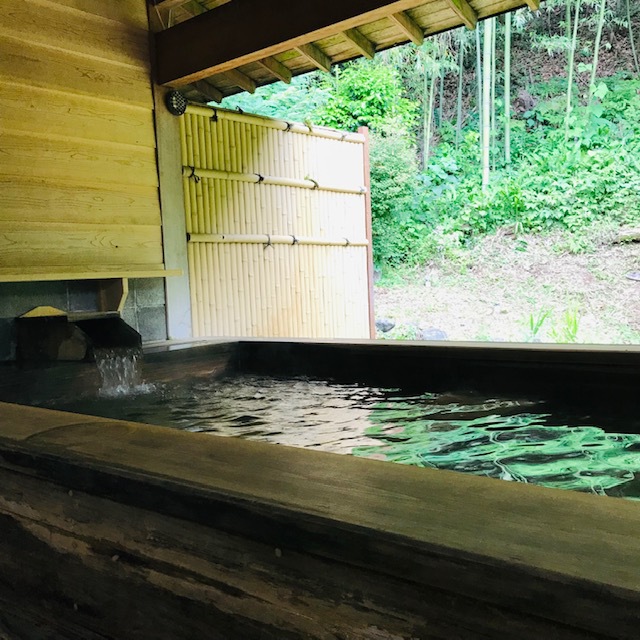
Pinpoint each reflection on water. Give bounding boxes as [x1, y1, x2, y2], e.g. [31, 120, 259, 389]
[43, 374, 640, 499]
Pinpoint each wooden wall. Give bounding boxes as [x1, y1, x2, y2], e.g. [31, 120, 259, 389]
[0, 0, 166, 281]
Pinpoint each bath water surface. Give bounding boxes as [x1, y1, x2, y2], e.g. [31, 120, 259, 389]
[43, 373, 640, 499]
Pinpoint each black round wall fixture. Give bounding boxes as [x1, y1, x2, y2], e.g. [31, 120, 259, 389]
[165, 90, 188, 116]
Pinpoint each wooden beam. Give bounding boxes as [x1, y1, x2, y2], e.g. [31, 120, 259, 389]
[150, 0, 191, 9]
[224, 68, 257, 93]
[257, 56, 292, 84]
[342, 28, 375, 59]
[388, 11, 424, 46]
[295, 43, 332, 73]
[193, 80, 223, 103]
[150, 0, 230, 8]
[155, 0, 431, 86]
[524, 0, 540, 9]
[444, 0, 477, 30]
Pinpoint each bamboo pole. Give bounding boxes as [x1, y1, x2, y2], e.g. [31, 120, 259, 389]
[213, 243, 224, 335]
[182, 166, 367, 195]
[185, 104, 366, 144]
[188, 234, 368, 247]
[187, 246, 199, 337]
[201, 119, 213, 236]
[184, 114, 198, 234]
[203, 242, 214, 335]
[179, 117, 188, 166]
[240, 243, 251, 334]
[192, 244, 202, 336]
[190, 114, 205, 236]
[482, 18, 493, 190]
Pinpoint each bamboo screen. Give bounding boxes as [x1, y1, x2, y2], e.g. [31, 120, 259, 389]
[180, 105, 372, 339]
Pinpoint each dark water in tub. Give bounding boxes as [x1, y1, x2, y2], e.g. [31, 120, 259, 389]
[41, 373, 640, 499]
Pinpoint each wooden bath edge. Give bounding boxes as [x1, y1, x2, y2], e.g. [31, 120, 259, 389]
[0, 339, 639, 638]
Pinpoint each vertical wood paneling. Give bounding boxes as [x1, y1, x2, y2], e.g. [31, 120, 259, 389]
[185, 109, 370, 339]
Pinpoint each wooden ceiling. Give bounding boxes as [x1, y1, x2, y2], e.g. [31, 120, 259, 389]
[151, 0, 540, 104]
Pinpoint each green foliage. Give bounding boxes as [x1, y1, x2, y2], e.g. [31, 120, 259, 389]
[221, 74, 325, 122]
[402, 73, 640, 256]
[313, 61, 418, 132]
[524, 308, 581, 343]
[550, 309, 581, 343]
[222, 27, 640, 270]
[369, 120, 434, 267]
[528, 309, 551, 341]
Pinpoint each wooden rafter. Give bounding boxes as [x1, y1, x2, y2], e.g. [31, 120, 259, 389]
[150, 0, 230, 10]
[155, 0, 431, 86]
[150, 0, 191, 9]
[225, 69, 257, 93]
[256, 57, 292, 84]
[193, 80, 223, 103]
[295, 43, 332, 73]
[444, 0, 477, 30]
[525, 0, 540, 9]
[343, 28, 375, 59]
[388, 11, 423, 46]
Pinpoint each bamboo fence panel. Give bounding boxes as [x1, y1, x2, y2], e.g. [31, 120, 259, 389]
[183, 106, 371, 339]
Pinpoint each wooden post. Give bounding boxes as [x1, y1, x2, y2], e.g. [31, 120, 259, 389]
[153, 85, 193, 339]
[359, 126, 376, 339]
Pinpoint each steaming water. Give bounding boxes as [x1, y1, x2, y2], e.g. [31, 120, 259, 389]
[44, 373, 640, 499]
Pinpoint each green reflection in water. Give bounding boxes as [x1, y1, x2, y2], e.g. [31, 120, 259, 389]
[353, 394, 640, 498]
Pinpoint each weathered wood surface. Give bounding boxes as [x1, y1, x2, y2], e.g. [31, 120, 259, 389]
[0, 381, 640, 637]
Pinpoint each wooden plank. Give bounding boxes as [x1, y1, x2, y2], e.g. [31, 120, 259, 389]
[224, 68, 257, 93]
[0, 222, 164, 268]
[150, 0, 192, 8]
[155, 0, 438, 85]
[0, 0, 149, 69]
[342, 28, 376, 59]
[444, 0, 478, 29]
[0, 82, 156, 148]
[0, 456, 602, 640]
[0, 37, 153, 108]
[0, 131, 159, 188]
[0, 266, 177, 283]
[51, 0, 149, 30]
[0, 177, 161, 227]
[473, 0, 533, 18]
[295, 43, 332, 73]
[389, 10, 424, 45]
[256, 56, 292, 84]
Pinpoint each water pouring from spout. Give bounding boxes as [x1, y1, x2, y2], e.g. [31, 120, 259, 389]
[94, 348, 154, 397]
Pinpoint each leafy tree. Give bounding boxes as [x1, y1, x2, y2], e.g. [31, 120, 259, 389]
[313, 61, 418, 132]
